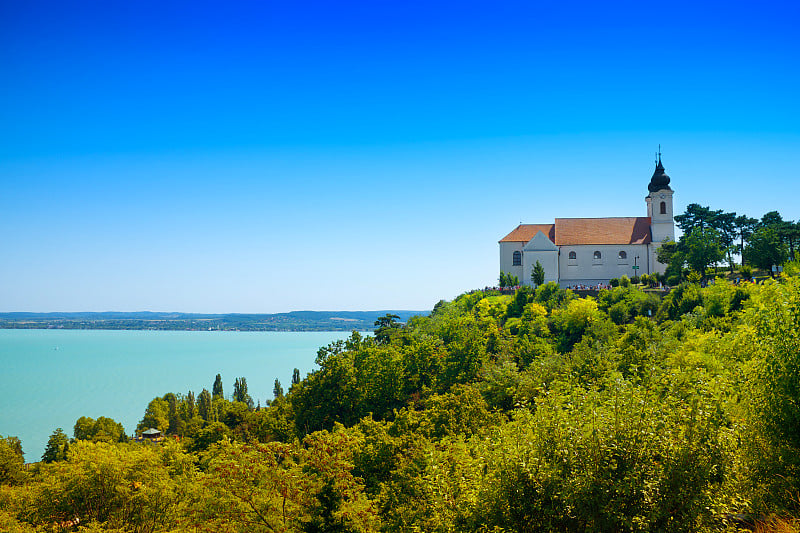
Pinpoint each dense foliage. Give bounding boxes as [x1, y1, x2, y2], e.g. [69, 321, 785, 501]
[3, 270, 800, 531]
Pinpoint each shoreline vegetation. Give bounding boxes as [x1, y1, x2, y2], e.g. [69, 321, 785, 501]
[3, 267, 800, 531]
[0, 310, 424, 332]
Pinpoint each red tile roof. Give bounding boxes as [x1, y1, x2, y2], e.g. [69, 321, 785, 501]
[499, 224, 555, 243]
[499, 218, 652, 246]
[554, 217, 651, 245]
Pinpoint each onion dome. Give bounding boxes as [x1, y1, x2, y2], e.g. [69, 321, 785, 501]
[648, 153, 672, 192]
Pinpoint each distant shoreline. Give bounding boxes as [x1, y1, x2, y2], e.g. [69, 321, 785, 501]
[0, 310, 426, 332]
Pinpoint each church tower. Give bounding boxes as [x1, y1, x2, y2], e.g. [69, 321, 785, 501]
[645, 149, 675, 244]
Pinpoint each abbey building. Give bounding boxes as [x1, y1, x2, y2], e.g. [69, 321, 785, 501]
[499, 155, 675, 287]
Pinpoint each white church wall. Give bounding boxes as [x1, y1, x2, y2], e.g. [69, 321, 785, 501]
[499, 242, 524, 283]
[558, 244, 651, 283]
[522, 250, 559, 285]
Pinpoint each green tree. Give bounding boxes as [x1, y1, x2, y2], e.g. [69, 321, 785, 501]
[674, 203, 722, 233]
[682, 227, 725, 280]
[778, 221, 800, 261]
[42, 428, 69, 463]
[165, 392, 180, 435]
[30, 440, 194, 531]
[293, 368, 301, 386]
[274, 378, 284, 399]
[213, 373, 224, 399]
[734, 214, 759, 261]
[138, 397, 169, 433]
[198, 388, 213, 421]
[0, 435, 25, 484]
[713, 211, 738, 271]
[374, 313, 401, 345]
[185, 390, 196, 420]
[744, 276, 800, 510]
[532, 260, 545, 287]
[498, 272, 519, 288]
[73, 416, 125, 443]
[760, 210, 784, 228]
[233, 377, 254, 408]
[745, 226, 789, 274]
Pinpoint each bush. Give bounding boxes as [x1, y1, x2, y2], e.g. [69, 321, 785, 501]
[658, 282, 704, 321]
[443, 383, 730, 532]
[609, 278, 620, 287]
[620, 275, 631, 287]
[608, 301, 630, 325]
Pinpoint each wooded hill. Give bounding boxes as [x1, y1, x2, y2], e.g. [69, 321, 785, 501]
[3, 267, 800, 532]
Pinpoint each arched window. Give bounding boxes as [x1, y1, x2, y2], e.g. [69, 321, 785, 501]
[593, 251, 602, 260]
[512, 251, 522, 266]
[618, 251, 627, 260]
[660, 201, 667, 214]
[568, 251, 577, 260]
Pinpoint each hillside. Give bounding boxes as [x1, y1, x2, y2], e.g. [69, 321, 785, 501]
[3, 269, 800, 532]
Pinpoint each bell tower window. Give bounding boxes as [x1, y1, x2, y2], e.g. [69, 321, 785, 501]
[660, 201, 667, 215]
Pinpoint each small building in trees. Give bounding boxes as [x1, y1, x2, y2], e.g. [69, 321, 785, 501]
[134, 428, 164, 443]
[499, 153, 675, 286]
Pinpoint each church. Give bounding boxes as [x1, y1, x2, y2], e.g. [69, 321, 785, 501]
[499, 154, 675, 287]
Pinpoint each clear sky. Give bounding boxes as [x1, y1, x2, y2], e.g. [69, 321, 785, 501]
[1, 1, 798, 313]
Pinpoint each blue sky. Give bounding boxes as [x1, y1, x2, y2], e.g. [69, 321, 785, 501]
[1, 1, 798, 312]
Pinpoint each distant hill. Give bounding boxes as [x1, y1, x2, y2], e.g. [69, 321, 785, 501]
[0, 310, 427, 332]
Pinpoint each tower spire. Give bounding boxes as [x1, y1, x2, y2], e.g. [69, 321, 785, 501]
[648, 147, 671, 192]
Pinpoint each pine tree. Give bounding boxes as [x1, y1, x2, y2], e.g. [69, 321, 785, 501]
[292, 368, 301, 385]
[42, 428, 69, 463]
[273, 378, 284, 399]
[532, 260, 546, 287]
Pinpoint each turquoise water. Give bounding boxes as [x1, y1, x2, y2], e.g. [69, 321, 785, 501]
[0, 329, 352, 461]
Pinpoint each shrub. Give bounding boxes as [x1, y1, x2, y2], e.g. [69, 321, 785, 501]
[608, 301, 630, 325]
[620, 275, 631, 288]
[610, 278, 620, 287]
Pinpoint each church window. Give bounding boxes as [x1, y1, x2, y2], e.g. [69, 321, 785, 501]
[618, 251, 627, 260]
[568, 251, 577, 260]
[593, 251, 602, 260]
[660, 201, 667, 214]
[512, 251, 521, 266]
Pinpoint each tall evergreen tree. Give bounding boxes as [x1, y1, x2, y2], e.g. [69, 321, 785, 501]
[212, 374, 224, 400]
[165, 393, 179, 435]
[273, 378, 284, 399]
[185, 390, 196, 420]
[734, 215, 759, 261]
[292, 368, 301, 386]
[42, 428, 69, 463]
[532, 261, 546, 287]
[674, 203, 722, 233]
[233, 377, 254, 409]
[198, 388, 212, 422]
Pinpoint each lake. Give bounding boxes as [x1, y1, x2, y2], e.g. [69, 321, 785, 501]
[0, 329, 353, 460]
